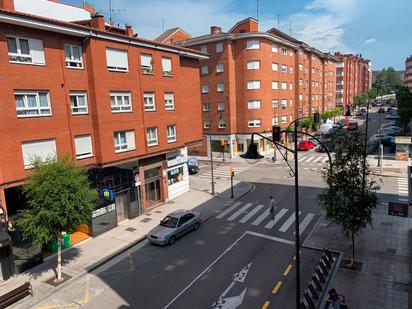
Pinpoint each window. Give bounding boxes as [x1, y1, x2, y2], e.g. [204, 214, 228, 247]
[74, 135, 93, 159]
[64, 45, 83, 68]
[289, 83, 293, 90]
[248, 119, 261, 127]
[110, 92, 132, 112]
[168, 166, 184, 185]
[311, 67, 315, 74]
[272, 81, 278, 90]
[281, 65, 287, 73]
[218, 119, 226, 128]
[217, 83, 224, 92]
[164, 93, 175, 110]
[281, 99, 287, 108]
[272, 44, 278, 53]
[246, 40, 259, 50]
[204, 121, 211, 129]
[203, 102, 210, 111]
[299, 64, 303, 71]
[272, 63, 278, 71]
[289, 66, 293, 73]
[299, 79, 303, 86]
[216, 63, 224, 73]
[299, 94, 303, 101]
[282, 47, 287, 55]
[247, 80, 260, 89]
[289, 115, 293, 121]
[200, 45, 208, 53]
[216, 43, 223, 53]
[114, 130, 136, 152]
[315, 82, 319, 87]
[106, 48, 128, 72]
[146, 127, 158, 146]
[281, 82, 287, 90]
[272, 100, 278, 108]
[141, 54, 153, 74]
[143, 92, 156, 111]
[289, 99, 293, 107]
[312, 81, 315, 87]
[15, 91, 51, 117]
[7, 36, 45, 65]
[21, 139, 56, 169]
[281, 116, 287, 123]
[202, 84, 209, 93]
[217, 102, 225, 111]
[201, 65, 208, 75]
[273, 117, 279, 125]
[247, 60, 260, 70]
[167, 125, 176, 143]
[162, 57, 172, 75]
[248, 100, 260, 109]
[70, 92, 88, 114]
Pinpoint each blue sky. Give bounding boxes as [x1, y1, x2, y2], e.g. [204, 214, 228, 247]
[67, 0, 412, 70]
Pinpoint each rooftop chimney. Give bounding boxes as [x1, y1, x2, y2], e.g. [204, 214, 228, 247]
[90, 12, 106, 31]
[211, 26, 222, 34]
[125, 24, 134, 37]
[0, 0, 14, 11]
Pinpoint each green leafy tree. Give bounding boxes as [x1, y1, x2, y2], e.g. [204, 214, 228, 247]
[372, 67, 403, 96]
[317, 130, 380, 266]
[354, 93, 369, 108]
[17, 157, 98, 282]
[300, 117, 314, 131]
[396, 86, 412, 127]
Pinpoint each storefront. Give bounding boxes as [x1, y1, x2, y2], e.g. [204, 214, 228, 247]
[166, 148, 189, 200]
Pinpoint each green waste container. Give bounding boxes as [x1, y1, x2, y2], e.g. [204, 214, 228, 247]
[45, 233, 71, 253]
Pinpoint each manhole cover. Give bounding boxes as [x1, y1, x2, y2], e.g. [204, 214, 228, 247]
[381, 222, 393, 226]
[393, 281, 409, 291]
[126, 227, 137, 232]
[140, 218, 152, 223]
[386, 248, 397, 254]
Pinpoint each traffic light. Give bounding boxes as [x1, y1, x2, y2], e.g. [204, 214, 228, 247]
[230, 167, 235, 177]
[272, 125, 281, 142]
[313, 112, 320, 123]
[220, 139, 225, 146]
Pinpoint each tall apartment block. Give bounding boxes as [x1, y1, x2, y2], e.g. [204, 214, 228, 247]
[156, 18, 337, 158]
[405, 55, 412, 91]
[0, 0, 206, 277]
[334, 53, 372, 111]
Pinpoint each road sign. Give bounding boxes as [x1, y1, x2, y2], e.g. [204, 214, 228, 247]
[388, 202, 408, 217]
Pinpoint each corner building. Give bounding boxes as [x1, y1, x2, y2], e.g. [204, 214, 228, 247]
[157, 18, 337, 157]
[405, 55, 412, 91]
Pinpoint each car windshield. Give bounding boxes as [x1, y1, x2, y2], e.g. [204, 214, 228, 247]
[160, 216, 179, 228]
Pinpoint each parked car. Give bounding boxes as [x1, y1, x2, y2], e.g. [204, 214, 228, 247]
[378, 107, 385, 113]
[378, 125, 400, 132]
[386, 113, 399, 119]
[188, 165, 200, 175]
[147, 210, 201, 245]
[371, 134, 394, 146]
[316, 139, 333, 153]
[347, 122, 359, 131]
[360, 108, 367, 113]
[382, 121, 397, 128]
[297, 140, 315, 151]
[355, 110, 363, 117]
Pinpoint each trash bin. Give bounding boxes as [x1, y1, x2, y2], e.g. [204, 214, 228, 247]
[62, 232, 71, 249]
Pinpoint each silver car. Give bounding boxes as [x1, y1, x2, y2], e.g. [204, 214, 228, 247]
[147, 210, 201, 245]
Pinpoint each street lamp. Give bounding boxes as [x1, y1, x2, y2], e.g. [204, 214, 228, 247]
[207, 111, 223, 196]
[241, 119, 332, 309]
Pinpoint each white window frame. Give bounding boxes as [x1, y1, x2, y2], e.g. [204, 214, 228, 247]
[110, 92, 132, 113]
[141, 53, 153, 74]
[299, 94, 303, 101]
[7, 36, 45, 65]
[21, 139, 56, 169]
[147, 127, 159, 147]
[272, 44, 278, 53]
[281, 82, 287, 90]
[289, 99, 293, 107]
[74, 135, 93, 159]
[289, 66, 293, 73]
[114, 130, 135, 153]
[65, 44, 83, 69]
[164, 92, 175, 110]
[299, 79, 303, 86]
[246, 40, 260, 50]
[289, 115, 293, 121]
[202, 84, 209, 94]
[289, 83, 293, 90]
[247, 60, 260, 70]
[200, 45, 208, 53]
[272, 63, 278, 71]
[272, 100, 279, 108]
[281, 116, 287, 124]
[247, 80, 260, 90]
[299, 64, 303, 71]
[15, 91, 52, 117]
[247, 100, 261, 109]
[282, 47, 288, 55]
[281, 65, 287, 73]
[272, 81, 279, 90]
[203, 102, 210, 112]
[144, 92, 156, 111]
[217, 102, 225, 111]
[204, 121, 211, 129]
[162, 57, 172, 75]
[281, 99, 287, 108]
[70, 92, 88, 115]
[273, 117, 279, 125]
[218, 119, 226, 129]
[217, 83, 224, 93]
[248, 119, 261, 128]
[201, 65, 208, 75]
[216, 63, 224, 73]
[216, 43, 223, 53]
[167, 125, 177, 143]
[106, 48, 128, 72]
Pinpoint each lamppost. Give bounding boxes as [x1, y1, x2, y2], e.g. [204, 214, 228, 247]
[241, 117, 332, 308]
[207, 111, 223, 196]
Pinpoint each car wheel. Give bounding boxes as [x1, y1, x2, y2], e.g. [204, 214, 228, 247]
[168, 235, 176, 245]
[193, 222, 200, 231]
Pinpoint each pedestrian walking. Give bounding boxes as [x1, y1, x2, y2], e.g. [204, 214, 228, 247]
[324, 288, 343, 309]
[269, 196, 276, 220]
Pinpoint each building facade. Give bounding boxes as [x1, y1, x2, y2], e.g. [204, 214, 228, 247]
[405, 55, 412, 91]
[0, 0, 206, 276]
[156, 18, 337, 158]
[334, 53, 372, 111]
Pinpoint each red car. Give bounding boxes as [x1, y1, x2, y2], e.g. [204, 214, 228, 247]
[347, 122, 359, 131]
[297, 140, 315, 151]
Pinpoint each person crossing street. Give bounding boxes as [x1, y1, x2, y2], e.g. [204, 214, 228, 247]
[269, 195, 277, 220]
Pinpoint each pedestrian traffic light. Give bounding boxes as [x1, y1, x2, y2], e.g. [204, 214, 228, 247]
[220, 139, 225, 146]
[313, 112, 320, 123]
[230, 167, 235, 176]
[272, 125, 281, 142]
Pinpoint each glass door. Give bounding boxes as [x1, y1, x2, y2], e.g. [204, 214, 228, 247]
[145, 179, 161, 207]
[115, 192, 128, 223]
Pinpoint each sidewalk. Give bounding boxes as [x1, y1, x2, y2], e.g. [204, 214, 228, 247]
[368, 156, 409, 177]
[6, 179, 252, 308]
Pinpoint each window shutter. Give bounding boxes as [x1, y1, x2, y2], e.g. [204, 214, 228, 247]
[29, 38, 45, 64]
[106, 48, 128, 70]
[21, 139, 56, 168]
[74, 135, 93, 158]
[162, 58, 171, 71]
[126, 131, 136, 150]
[141, 54, 152, 67]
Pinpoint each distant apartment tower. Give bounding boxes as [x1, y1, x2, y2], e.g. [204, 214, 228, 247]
[405, 55, 412, 91]
[334, 53, 372, 111]
[156, 18, 338, 158]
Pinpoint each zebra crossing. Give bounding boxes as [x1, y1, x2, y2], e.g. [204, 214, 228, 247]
[397, 178, 409, 202]
[298, 155, 329, 165]
[215, 201, 316, 235]
[196, 165, 250, 180]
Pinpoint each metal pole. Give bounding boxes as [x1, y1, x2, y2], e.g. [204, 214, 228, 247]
[230, 173, 234, 199]
[362, 102, 369, 195]
[378, 106, 382, 167]
[210, 134, 215, 195]
[294, 121, 301, 308]
[222, 144, 225, 162]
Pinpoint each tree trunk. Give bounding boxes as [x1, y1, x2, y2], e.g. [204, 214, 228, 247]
[351, 232, 355, 266]
[56, 234, 62, 282]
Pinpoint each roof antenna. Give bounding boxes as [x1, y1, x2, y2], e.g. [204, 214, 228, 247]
[256, 0, 259, 21]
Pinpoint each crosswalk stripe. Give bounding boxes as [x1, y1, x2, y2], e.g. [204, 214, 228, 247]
[239, 204, 264, 223]
[299, 213, 315, 235]
[399, 198, 409, 202]
[298, 156, 307, 162]
[398, 190, 408, 194]
[251, 209, 271, 226]
[216, 202, 242, 219]
[304, 157, 315, 163]
[279, 211, 301, 232]
[321, 157, 329, 163]
[227, 203, 253, 221]
[265, 208, 288, 229]
[313, 157, 323, 163]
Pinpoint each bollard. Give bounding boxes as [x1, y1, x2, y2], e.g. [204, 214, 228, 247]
[307, 282, 319, 300]
[303, 291, 316, 309]
[312, 276, 323, 291]
[315, 268, 325, 283]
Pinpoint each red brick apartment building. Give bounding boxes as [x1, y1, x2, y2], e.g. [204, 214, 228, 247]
[156, 18, 337, 158]
[405, 55, 412, 91]
[334, 53, 372, 111]
[0, 0, 206, 276]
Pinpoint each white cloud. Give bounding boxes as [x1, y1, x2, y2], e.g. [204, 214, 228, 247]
[364, 38, 376, 44]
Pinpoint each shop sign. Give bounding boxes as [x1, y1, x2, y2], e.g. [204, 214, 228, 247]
[395, 137, 411, 144]
[388, 202, 408, 217]
[166, 149, 188, 167]
[92, 203, 116, 219]
[170, 168, 180, 176]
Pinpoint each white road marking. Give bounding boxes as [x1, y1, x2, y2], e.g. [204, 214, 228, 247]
[216, 202, 242, 219]
[227, 203, 253, 221]
[321, 157, 329, 163]
[238, 205, 264, 223]
[399, 198, 409, 202]
[304, 157, 315, 163]
[299, 213, 315, 235]
[298, 156, 307, 162]
[313, 157, 323, 163]
[245, 231, 295, 245]
[279, 211, 301, 232]
[265, 208, 288, 229]
[212, 288, 247, 309]
[251, 209, 270, 226]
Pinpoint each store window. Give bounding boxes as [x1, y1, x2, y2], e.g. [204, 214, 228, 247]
[168, 167, 184, 185]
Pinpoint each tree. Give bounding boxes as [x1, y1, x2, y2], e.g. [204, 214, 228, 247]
[395, 86, 412, 127]
[372, 67, 403, 96]
[317, 130, 380, 266]
[354, 93, 368, 108]
[300, 117, 314, 131]
[17, 157, 98, 282]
